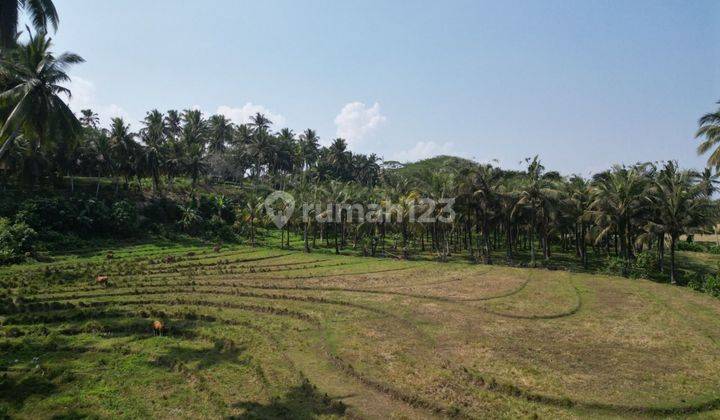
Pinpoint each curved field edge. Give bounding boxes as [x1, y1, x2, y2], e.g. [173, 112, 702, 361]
[1, 243, 720, 418]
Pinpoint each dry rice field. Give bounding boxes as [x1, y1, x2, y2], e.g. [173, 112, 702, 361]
[1, 243, 720, 418]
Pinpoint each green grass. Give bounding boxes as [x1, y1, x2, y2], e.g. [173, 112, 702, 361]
[2, 241, 720, 418]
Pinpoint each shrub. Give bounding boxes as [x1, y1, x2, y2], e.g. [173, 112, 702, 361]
[142, 198, 181, 225]
[707, 244, 720, 255]
[705, 274, 720, 298]
[177, 206, 203, 235]
[631, 251, 658, 279]
[676, 241, 706, 252]
[14, 197, 73, 232]
[604, 257, 629, 277]
[110, 200, 139, 233]
[78, 199, 112, 234]
[0, 194, 19, 218]
[0, 218, 37, 264]
[204, 215, 236, 242]
[198, 195, 218, 220]
[687, 273, 706, 292]
[686, 271, 720, 297]
[37, 231, 87, 252]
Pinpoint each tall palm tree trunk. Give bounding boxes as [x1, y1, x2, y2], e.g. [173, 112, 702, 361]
[250, 216, 255, 247]
[467, 220, 475, 262]
[658, 234, 665, 273]
[334, 222, 340, 254]
[304, 222, 310, 252]
[483, 216, 492, 264]
[530, 209, 537, 267]
[670, 235, 677, 284]
[505, 217, 513, 263]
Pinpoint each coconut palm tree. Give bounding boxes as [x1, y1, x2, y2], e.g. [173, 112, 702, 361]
[565, 175, 592, 267]
[245, 128, 273, 181]
[179, 109, 208, 186]
[353, 153, 381, 187]
[275, 128, 297, 176]
[79, 109, 99, 129]
[645, 161, 712, 284]
[89, 129, 113, 197]
[423, 170, 456, 261]
[241, 193, 265, 247]
[497, 178, 522, 263]
[472, 164, 502, 264]
[184, 141, 209, 186]
[0, 31, 83, 164]
[328, 138, 351, 179]
[108, 117, 136, 189]
[248, 113, 272, 132]
[139, 110, 166, 193]
[0, 0, 59, 49]
[208, 114, 233, 154]
[589, 164, 649, 262]
[299, 128, 320, 171]
[516, 156, 558, 266]
[695, 101, 720, 169]
[325, 180, 348, 254]
[164, 109, 181, 140]
[699, 167, 719, 197]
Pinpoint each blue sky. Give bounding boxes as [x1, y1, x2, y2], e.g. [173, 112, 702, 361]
[43, 0, 720, 174]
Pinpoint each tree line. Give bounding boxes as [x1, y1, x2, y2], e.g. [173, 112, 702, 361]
[2, 0, 720, 288]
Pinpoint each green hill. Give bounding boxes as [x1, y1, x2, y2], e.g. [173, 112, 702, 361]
[385, 155, 478, 179]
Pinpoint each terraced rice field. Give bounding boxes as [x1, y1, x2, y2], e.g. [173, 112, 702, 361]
[1, 243, 720, 418]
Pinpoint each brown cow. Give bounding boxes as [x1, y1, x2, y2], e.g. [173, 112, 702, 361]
[153, 320, 164, 337]
[95, 275, 109, 285]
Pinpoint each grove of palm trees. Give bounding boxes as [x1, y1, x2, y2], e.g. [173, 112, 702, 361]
[1, 1, 720, 419]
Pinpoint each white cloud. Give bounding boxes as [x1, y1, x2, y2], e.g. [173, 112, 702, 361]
[216, 103, 286, 127]
[392, 141, 455, 162]
[65, 75, 133, 127]
[334, 102, 386, 146]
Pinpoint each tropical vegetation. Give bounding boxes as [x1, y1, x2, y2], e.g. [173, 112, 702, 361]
[0, 2, 719, 292]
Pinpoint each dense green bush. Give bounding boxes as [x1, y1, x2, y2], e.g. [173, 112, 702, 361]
[0, 195, 18, 218]
[0, 218, 37, 264]
[604, 252, 659, 279]
[707, 244, 720, 254]
[631, 251, 658, 279]
[604, 257, 629, 277]
[676, 241, 706, 252]
[10, 196, 151, 239]
[203, 215, 236, 242]
[110, 200, 139, 233]
[15, 197, 74, 232]
[141, 197, 181, 225]
[688, 272, 720, 297]
[177, 206, 202, 234]
[198, 195, 218, 220]
[36, 231, 87, 251]
[77, 199, 112, 233]
[2, 192, 244, 251]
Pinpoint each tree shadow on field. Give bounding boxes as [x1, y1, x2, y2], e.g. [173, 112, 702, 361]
[231, 379, 348, 419]
[0, 335, 87, 408]
[0, 372, 57, 407]
[150, 338, 248, 371]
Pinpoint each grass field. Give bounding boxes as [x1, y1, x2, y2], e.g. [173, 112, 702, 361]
[2, 242, 720, 419]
